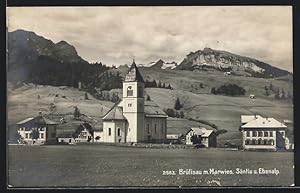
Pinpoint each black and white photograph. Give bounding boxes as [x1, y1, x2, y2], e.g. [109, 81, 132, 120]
[6, 5, 294, 187]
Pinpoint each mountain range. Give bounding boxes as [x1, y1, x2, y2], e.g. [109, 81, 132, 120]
[7, 29, 291, 82]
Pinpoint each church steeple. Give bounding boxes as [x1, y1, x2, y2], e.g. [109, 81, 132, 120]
[125, 59, 144, 83]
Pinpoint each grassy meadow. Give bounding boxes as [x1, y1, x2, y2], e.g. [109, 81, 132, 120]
[8, 144, 294, 187]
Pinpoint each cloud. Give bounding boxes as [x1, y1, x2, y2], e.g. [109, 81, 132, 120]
[7, 6, 293, 71]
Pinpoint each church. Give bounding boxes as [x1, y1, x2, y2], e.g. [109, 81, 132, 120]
[101, 60, 168, 143]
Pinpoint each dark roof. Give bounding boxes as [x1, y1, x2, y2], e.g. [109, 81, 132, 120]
[124, 60, 145, 83]
[17, 116, 58, 126]
[103, 103, 127, 121]
[144, 101, 168, 118]
[56, 121, 94, 138]
[56, 131, 74, 138]
[56, 120, 83, 130]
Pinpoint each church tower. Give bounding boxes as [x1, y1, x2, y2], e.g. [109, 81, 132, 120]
[122, 59, 145, 142]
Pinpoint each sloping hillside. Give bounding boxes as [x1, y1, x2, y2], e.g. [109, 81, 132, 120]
[144, 88, 293, 145]
[136, 67, 293, 98]
[7, 83, 114, 125]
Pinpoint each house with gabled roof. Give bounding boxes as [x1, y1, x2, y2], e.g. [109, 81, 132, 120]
[57, 121, 94, 143]
[16, 112, 58, 145]
[240, 115, 288, 151]
[101, 59, 168, 143]
[185, 127, 217, 147]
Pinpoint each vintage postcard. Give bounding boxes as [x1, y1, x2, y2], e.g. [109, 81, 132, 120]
[6, 6, 294, 187]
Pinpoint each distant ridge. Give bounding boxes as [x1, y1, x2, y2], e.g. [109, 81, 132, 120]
[177, 47, 290, 78]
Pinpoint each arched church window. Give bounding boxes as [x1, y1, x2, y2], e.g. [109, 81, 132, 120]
[108, 128, 111, 136]
[127, 86, 133, 96]
[117, 128, 121, 136]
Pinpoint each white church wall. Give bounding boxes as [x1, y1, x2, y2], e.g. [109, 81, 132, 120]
[103, 121, 116, 143]
[114, 120, 127, 143]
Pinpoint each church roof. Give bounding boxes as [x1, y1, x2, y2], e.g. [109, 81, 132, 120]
[124, 60, 145, 83]
[144, 100, 168, 118]
[102, 104, 127, 121]
[241, 116, 287, 129]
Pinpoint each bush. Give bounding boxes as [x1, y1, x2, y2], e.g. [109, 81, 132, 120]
[211, 84, 245, 96]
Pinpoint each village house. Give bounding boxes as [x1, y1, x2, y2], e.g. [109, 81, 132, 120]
[240, 115, 288, 151]
[57, 121, 94, 143]
[101, 59, 168, 143]
[16, 112, 58, 145]
[185, 127, 217, 147]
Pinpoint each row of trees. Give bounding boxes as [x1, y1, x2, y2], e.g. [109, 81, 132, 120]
[145, 79, 173, 90]
[211, 84, 246, 96]
[163, 108, 185, 118]
[93, 91, 121, 103]
[264, 82, 293, 100]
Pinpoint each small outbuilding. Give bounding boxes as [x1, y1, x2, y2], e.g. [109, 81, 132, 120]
[185, 127, 217, 147]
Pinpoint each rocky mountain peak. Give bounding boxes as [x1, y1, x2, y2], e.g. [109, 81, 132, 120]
[177, 47, 289, 78]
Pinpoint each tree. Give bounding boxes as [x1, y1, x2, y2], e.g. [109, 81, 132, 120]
[275, 89, 281, 100]
[84, 92, 89, 100]
[281, 88, 286, 99]
[269, 82, 274, 91]
[175, 111, 180, 118]
[179, 111, 184, 118]
[200, 83, 204, 88]
[287, 91, 293, 100]
[211, 87, 216, 95]
[174, 97, 183, 110]
[158, 81, 162, 88]
[146, 95, 151, 101]
[191, 135, 202, 144]
[264, 86, 270, 96]
[164, 108, 176, 117]
[152, 80, 157, 87]
[74, 106, 81, 119]
[162, 83, 166, 88]
[167, 84, 172, 89]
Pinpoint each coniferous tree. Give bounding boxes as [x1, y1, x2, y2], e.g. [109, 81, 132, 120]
[74, 106, 81, 120]
[146, 95, 151, 101]
[158, 81, 162, 88]
[275, 90, 281, 100]
[174, 97, 183, 110]
[269, 82, 274, 91]
[211, 87, 216, 95]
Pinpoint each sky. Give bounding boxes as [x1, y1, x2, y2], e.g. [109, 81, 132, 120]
[7, 6, 293, 72]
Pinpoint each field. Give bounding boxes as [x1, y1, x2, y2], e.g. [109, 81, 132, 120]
[8, 145, 294, 187]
